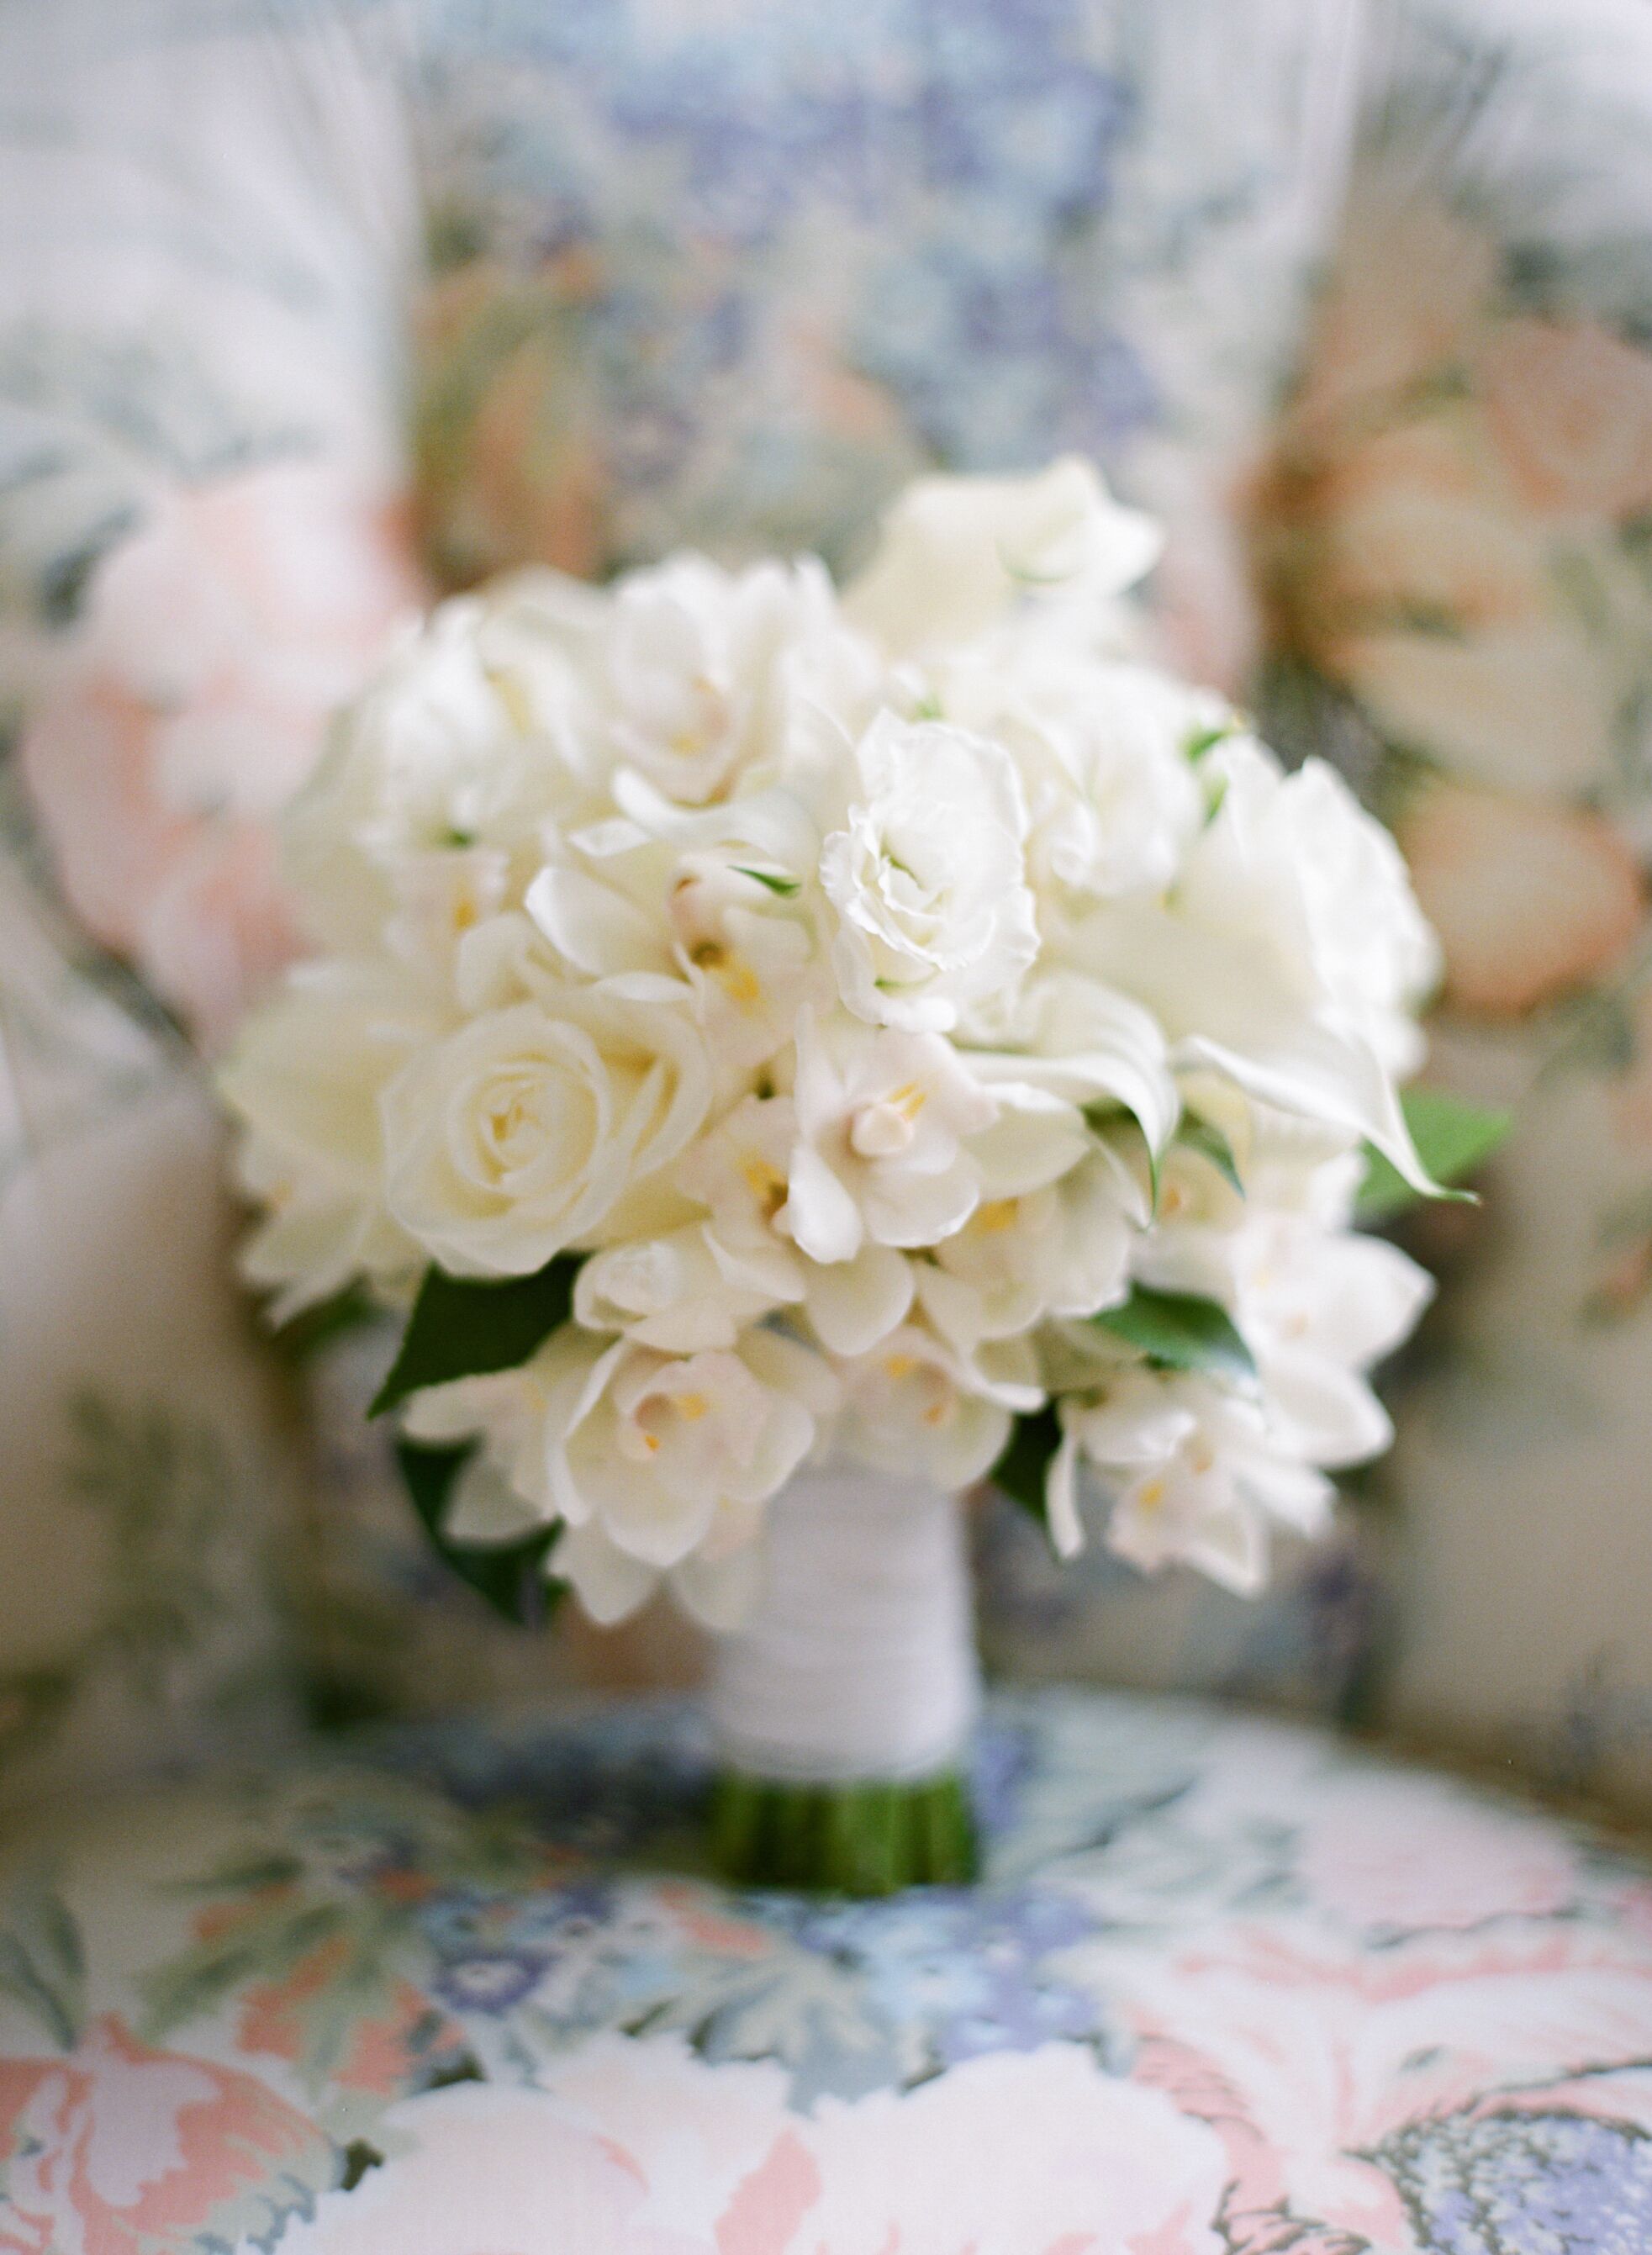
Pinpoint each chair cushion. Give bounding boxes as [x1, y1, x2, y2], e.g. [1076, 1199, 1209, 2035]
[2, 1688, 1649, 2252]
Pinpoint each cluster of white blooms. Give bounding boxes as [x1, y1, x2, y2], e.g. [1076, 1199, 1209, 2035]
[223, 460, 1441, 1631]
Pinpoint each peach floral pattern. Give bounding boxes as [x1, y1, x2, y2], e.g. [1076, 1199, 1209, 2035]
[1396, 779, 1644, 1021]
[1259, 102, 1652, 1809]
[0, 2015, 335, 2255]
[19, 463, 420, 1047]
[3, 1692, 1652, 2254]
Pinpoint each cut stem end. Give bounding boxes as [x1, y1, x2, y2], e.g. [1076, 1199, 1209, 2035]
[709, 1768, 979, 1895]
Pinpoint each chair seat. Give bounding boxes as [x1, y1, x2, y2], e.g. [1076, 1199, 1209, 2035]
[3, 1687, 1649, 2252]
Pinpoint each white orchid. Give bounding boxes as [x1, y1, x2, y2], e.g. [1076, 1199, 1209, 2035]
[833, 1322, 1023, 1492]
[1050, 1368, 1334, 1594]
[224, 458, 1453, 1636]
[784, 1011, 998, 1263]
[1074, 741, 1443, 1187]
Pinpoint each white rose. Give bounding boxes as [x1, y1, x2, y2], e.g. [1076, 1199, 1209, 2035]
[784, 1012, 998, 1264]
[381, 986, 711, 1275]
[821, 711, 1038, 1033]
[219, 960, 441, 1318]
[843, 457, 1163, 657]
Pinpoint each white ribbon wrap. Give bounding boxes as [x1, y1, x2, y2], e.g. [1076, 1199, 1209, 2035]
[708, 1469, 979, 1785]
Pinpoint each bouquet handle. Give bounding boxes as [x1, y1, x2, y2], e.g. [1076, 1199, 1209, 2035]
[708, 1470, 979, 1892]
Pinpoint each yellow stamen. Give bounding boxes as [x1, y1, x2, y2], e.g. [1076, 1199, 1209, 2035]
[742, 1158, 789, 1221]
[974, 1199, 1017, 1234]
[719, 957, 763, 1007]
[883, 1354, 917, 1381]
[674, 1392, 709, 1423]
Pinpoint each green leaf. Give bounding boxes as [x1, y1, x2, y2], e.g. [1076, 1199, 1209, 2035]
[272, 1284, 381, 1365]
[731, 866, 801, 897]
[1175, 1114, 1244, 1196]
[395, 1441, 566, 1629]
[1184, 721, 1235, 763]
[989, 1407, 1063, 1522]
[371, 1254, 580, 1416]
[1356, 1088, 1512, 1228]
[0, 1859, 85, 2050]
[1092, 1285, 1256, 1386]
[1086, 1103, 1159, 1209]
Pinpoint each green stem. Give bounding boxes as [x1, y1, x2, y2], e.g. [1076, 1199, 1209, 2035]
[710, 1769, 978, 1894]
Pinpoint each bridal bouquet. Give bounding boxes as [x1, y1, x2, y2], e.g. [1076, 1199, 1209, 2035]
[223, 460, 1487, 1891]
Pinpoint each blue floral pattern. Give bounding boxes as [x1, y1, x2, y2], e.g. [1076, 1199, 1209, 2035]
[3, 1689, 1652, 2248]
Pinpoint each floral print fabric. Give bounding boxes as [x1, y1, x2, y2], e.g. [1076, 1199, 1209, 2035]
[3, 1688, 1651, 2252]
[1248, 0, 1652, 1814]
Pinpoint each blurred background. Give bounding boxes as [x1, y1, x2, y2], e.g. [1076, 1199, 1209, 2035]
[0, 0, 1647, 1819]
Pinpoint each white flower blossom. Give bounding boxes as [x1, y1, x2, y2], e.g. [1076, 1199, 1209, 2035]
[937, 643, 1211, 902]
[220, 960, 442, 1318]
[403, 1324, 837, 1626]
[844, 456, 1162, 657]
[225, 460, 1446, 1627]
[596, 555, 871, 805]
[677, 1094, 917, 1356]
[784, 1012, 998, 1263]
[381, 986, 711, 1275]
[1051, 1369, 1334, 1594]
[1074, 741, 1443, 1186]
[821, 711, 1038, 1033]
[834, 1323, 1023, 1492]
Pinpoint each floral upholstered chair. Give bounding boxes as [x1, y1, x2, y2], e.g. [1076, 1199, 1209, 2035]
[0, 0, 1649, 2246]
